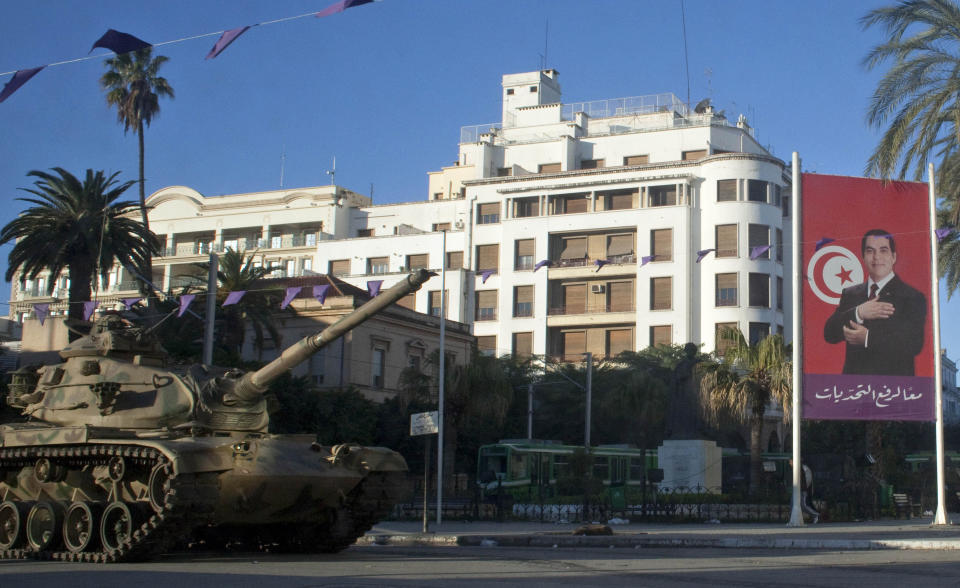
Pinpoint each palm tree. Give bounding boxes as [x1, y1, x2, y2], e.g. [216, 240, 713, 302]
[200, 248, 285, 360]
[0, 168, 159, 335]
[698, 331, 792, 496]
[100, 48, 174, 228]
[862, 0, 960, 185]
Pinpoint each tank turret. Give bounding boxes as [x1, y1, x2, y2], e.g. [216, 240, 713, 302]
[0, 270, 434, 561]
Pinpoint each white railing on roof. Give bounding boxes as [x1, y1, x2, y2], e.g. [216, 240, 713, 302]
[562, 93, 689, 120]
[460, 123, 503, 144]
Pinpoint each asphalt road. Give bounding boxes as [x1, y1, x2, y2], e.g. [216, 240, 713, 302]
[2, 545, 960, 587]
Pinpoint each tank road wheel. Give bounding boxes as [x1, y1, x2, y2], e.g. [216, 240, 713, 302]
[25, 501, 63, 551]
[107, 456, 126, 482]
[148, 462, 172, 512]
[0, 501, 30, 550]
[63, 502, 102, 553]
[100, 502, 139, 555]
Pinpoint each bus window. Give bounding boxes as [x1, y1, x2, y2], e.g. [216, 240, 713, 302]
[611, 457, 627, 484]
[554, 455, 569, 479]
[510, 453, 528, 479]
[593, 456, 609, 480]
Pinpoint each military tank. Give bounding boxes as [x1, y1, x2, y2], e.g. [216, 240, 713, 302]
[0, 269, 433, 562]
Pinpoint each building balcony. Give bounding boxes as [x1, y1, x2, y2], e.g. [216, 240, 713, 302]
[546, 304, 635, 327]
[547, 254, 637, 278]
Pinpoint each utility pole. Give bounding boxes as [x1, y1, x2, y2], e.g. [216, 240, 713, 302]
[584, 352, 592, 448]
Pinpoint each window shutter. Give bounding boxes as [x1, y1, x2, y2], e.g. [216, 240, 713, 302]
[476, 244, 499, 271]
[560, 237, 587, 259]
[516, 239, 535, 257]
[651, 229, 672, 260]
[607, 191, 634, 210]
[717, 179, 737, 202]
[607, 233, 635, 256]
[515, 285, 533, 304]
[607, 281, 633, 312]
[397, 293, 416, 310]
[539, 163, 561, 173]
[446, 251, 463, 269]
[329, 259, 350, 275]
[563, 284, 586, 314]
[513, 332, 533, 357]
[607, 329, 633, 357]
[407, 254, 429, 269]
[651, 277, 672, 310]
[477, 335, 496, 354]
[478, 202, 500, 216]
[716, 273, 738, 306]
[564, 196, 589, 213]
[562, 331, 586, 360]
[682, 149, 707, 161]
[748, 224, 769, 258]
[716, 224, 738, 257]
[624, 155, 649, 165]
[650, 325, 672, 346]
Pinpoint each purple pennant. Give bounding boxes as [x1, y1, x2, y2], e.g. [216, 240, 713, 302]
[640, 255, 654, 267]
[480, 269, 495, 283]
[313, 284, 330, 304]
[0, 66, 44, 104]
[367, 280, 383, 297]
[594, 259, 611, 272]
[90, 29, 151, 54]
[316, 0, 375, 18]
[696, 249, 715, 263]
[222, 290, 246, 307]
[121, 297, 141, 310]
[936, 227, 955, 241]
[206, 25, 251, 59]
[281, 286, 302, 309]
[815, 237, 835, 251]
[33, 303, 49, 326]
[177, 295, 195, 318]
[750, 245, 771, 260]
[83, 301, 99, 321]
[534, 259, 552, 272]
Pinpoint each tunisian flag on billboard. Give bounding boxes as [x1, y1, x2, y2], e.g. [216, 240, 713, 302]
[801, 173, 934, 421]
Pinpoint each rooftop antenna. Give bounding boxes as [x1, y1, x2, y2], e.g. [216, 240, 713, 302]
[370, 182, 374, 203]
[681, 0, 691, 108]
[280, 144, 286, 188]
[326, 156, 336, 186]
[543, 19, 549, 69]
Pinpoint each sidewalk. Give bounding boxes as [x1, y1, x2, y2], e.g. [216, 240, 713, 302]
[359, 517, 960, 551]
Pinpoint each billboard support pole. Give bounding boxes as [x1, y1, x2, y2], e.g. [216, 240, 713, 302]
[788, 152, 804, 527]
[929, 163, 948, 525]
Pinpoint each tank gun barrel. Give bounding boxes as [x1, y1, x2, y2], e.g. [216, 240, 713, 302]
[231, 269, 434, 402]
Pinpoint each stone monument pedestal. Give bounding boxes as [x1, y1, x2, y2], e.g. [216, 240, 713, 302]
[657, 439, 722, 493]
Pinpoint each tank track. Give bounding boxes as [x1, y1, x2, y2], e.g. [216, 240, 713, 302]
[0, 444, 218, 563]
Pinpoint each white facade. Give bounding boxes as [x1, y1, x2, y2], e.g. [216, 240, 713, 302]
[316, 70, 790, 359]
[10, 69, 791, 362]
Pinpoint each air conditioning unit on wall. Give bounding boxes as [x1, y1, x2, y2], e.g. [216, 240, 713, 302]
[590, 284, 605, 294]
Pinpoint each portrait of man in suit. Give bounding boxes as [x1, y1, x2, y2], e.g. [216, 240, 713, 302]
[823, 229, 927, 375]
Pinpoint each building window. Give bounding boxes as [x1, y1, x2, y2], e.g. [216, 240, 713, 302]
[478, 202, 501, 224]
[506, 88, 515, 96]
[515, 239, 535, 270]
[747, 179, 768, 203]
[530, 86, 538, 93]
[538, 162, 561, 174]
[749, 273, 770, 308]
[650, 276, 672, 310]
[476, 244, 499, 272]
[716, 224, 738, 257]
[271, 235, 283, 248]
[777, 276, 784, 310]
[514, 285, 534, 317]
[513, 332, 533, 358]
[648, 185, 677, 207]
[558, 236, 587, 263]
[432, 222, 451, 232]
[357, 229, 374, 237]
[406, 253, 429, 270]
[749, 322, 770, 345]
[396, 293, 416, 310]
[606, 328, 633, 358]
[371, 348, 386, 388]
[514, 197, 539, 217]
[562, 330, 586, 362]
[562, 283, 586, 314]
[367, 256, 389, 275]
[772, 184, 782, 207]
[716, 273, 738, 307]
[717, 179, 737, 202]
[602, 190, 634, 210]
[776, 228, 783, 263]
[581, 158, 605, 169]
[650, 325, 672, 347]
[329, 259, 351, 276]
[607, 233, 635, 261]
[682, 149, 707, 161]
[715, 323, 740, 356]
[748, 224, 770, 259]
[285, 259, 296, 277]
[623, 154, 649, 165]
[552, 193, 589, 214]
[476, 290, 498, 321]
[446, 251, 463, 269]
[305, 232, 318, 246]
[651, 229, 672, 261]
[477, 335, 497, 356]
[429, 290, 448, 317]
[607, 280, 634, 312]
[782, 195, 790, 217]
[497, 167, 512, 177]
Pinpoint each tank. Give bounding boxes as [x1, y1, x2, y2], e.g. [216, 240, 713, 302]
[0, 269, 433, 562]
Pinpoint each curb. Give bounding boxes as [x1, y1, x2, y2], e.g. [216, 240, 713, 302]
[356, 533, 960, 551]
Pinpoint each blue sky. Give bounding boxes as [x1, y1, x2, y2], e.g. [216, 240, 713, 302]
[0, 0, 957, 366]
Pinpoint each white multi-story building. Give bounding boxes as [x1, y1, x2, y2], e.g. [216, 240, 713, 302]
[12, 69, 791, 364]
[314, 69, 791, 359]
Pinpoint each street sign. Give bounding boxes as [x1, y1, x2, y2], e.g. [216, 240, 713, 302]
[410, 411, 439, 436]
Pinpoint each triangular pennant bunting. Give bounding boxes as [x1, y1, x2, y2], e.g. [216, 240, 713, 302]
[281, 286, 302, 309]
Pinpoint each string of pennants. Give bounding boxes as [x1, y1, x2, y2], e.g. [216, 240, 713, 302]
[24, 226, 960, 320]
[0, 0, 376, 104]
[28, 280, 386, 326]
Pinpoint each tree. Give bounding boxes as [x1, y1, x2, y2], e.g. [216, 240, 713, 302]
[101, 47, 174, 289]
[0, 168, 159, 335]
[200, 248, 285, 360]
[698, 332, 792, 496]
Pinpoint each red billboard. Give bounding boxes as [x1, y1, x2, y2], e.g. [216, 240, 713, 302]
[801, 173, 934, 421]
